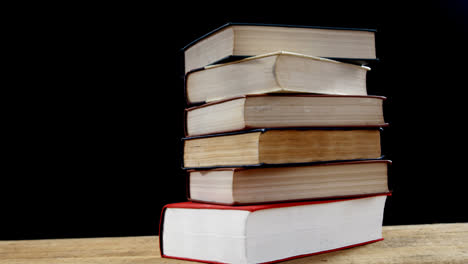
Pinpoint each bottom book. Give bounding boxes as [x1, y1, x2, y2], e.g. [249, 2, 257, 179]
[159, 193, 390, 264]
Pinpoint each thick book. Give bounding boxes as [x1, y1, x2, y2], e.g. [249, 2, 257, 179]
[183, 22, 377, 74]
[188, 160, 390, 205]
[185, 51, 370, 104]
[160, 193, 390, 264]
[185, 94, 387, 136]
[183, 128, 382, 169]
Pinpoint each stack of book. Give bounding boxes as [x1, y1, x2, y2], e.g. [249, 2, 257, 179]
[160, 23, 391, 264]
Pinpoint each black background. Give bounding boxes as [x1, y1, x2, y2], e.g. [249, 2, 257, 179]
[3, 1, 468, 240]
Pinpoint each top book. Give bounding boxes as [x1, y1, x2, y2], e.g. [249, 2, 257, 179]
[183, 23, 377, 73]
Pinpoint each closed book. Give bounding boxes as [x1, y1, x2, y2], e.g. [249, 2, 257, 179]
[185, 94, 387, 136]
[160, 193, 390, 264]
[183, 128, 383, 169]
[185, 51, 370, 104]
[183, 22, 377, 74]
[188, 160, 390, 205]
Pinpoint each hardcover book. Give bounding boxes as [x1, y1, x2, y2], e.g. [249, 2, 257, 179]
[183, 22, 377, 73]
[160, 193, 390, 264]
[188, 160, 390, 205]
[183, 128, 383, 169]
[185, 94, 387, 136]
[185, 51, 370, 104]
[164, 22, 390, 264]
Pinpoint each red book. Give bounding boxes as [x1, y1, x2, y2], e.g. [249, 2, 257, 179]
[160, 193, 390, 264]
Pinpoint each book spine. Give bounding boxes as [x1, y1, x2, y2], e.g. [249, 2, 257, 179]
[158, 205, 169, 257]
[183, 67, 205, 106]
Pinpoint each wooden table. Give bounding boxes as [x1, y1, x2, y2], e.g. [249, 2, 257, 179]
[1, 223, 467, 263]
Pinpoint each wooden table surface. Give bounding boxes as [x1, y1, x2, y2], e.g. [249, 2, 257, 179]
[0, 223, 467, 264]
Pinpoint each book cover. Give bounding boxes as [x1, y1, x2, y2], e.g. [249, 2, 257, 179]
[182, 23, 378, 73]
[184, 94, 388, 136]
[160, 193, 390, 264]
[184, 51, 372, 105]
[182, 127, 385, 170]
[182, 22, 377, 51]
[186, 159, 392, 205]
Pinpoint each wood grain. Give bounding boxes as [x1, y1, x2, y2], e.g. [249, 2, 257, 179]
[1, 223, 467, 264]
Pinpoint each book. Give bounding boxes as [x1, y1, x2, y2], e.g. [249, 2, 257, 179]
[185, 51, 370, 104]
[183, 128, 382, 169]
[163, 23, 390, 264]
[185, 94, 387, 136]
[160, 193, 390, 264]
[183, 22, 377, 74]
[188, 160, 390, 205]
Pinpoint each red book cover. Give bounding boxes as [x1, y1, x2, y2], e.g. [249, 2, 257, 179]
[159, 193, 390, 263]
